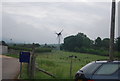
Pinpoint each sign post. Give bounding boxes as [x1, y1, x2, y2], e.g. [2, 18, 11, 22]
[19, 52, 30, 78]
[20, 62, 22, 78]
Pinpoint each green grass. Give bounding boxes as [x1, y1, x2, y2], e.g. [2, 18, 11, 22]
[5, 54, 19, 58]
[21, 51, 108, 79]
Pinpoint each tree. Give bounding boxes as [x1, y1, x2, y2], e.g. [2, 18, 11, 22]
[102, 38, 110, 49]
[95, 37, 102, 48]
[115, 37, 120, 52]
[63, 33, 92, 51]
[64, 35, 76, 51]
[34, 43, 40, 47]
[1, 41, 8, 46]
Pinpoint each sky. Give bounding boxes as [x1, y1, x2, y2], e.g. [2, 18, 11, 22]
[1, 0, 120, 44]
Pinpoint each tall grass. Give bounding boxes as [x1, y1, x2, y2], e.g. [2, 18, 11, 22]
[32, 51, 108, 79]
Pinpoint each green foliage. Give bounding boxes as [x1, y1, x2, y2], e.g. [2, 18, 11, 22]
[74, 47, 108, 56]
[114, 51, 120, 58]
[102, 38, 110, 49]
[35, 48, 52, 53]
[63, 33, 92, 51]
[62, 32, 120, 58]
[8, 46, 32, 51]
[9, 46, 52, 53]
[95, 37, 102, 47]
[1, 41, 8, 46]
[9, 43, 40, 48]
[115, 36, 120, 52]
[5, 54, 19, 58]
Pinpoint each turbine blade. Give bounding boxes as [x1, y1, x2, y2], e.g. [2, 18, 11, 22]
[60, 29, 63, 33]
[55, 32, 58, 35]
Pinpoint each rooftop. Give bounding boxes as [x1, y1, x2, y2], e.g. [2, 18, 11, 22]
[94, 60, 120, 64]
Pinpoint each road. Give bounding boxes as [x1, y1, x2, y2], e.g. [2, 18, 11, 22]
[0, 55, 20, 80]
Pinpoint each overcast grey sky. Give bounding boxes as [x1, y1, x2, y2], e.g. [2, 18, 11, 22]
[1, 0, 119, 44]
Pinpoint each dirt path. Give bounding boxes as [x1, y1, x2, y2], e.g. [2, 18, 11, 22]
[0, 55, 20, 79]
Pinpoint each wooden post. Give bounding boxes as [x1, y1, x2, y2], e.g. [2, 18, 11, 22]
[70, 58, 73, 78]
[69, 55, 77, 78]
[28, 54, 31, 78]
[109, 0, 116, 61]
[30, 43, 36, 79]
[19, 62, 22, 78]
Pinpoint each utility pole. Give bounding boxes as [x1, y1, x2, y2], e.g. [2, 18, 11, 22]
[109, 0, 116, 60]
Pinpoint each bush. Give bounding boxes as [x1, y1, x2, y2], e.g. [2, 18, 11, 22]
[35, 48, 52, 53]
[8, 46, 32, 51]
[75, 47, 109, 56]
[9, 46, 52, 53]
[114, 52, 120, 58]
[87, 48, 108, 56]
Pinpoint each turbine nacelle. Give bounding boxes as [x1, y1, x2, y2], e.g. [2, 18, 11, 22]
[55, 29, 63, 37]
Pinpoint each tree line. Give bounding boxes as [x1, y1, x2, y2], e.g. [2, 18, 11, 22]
[61, 32, 120, 56]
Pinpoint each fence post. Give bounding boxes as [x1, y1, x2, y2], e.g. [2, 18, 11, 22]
[69, 55, 77, 78]
[70, 57, 73, 78]
[30, 43, 36, 79]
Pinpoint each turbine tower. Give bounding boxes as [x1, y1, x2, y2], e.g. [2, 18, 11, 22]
[55, 29, 63, 50]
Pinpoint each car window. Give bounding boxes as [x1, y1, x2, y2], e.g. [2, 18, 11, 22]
[95, 64, 120, 75]
[80, 62, 101, 74]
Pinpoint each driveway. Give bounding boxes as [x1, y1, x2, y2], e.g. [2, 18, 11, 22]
[0, 55, 20, 80]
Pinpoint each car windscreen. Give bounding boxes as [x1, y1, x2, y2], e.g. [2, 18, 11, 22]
[80, 62, 101, 74]
[94, 63, 120, 75]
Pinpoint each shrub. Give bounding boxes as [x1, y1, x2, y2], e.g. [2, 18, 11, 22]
[114, 52, 120, 58]
[35, 48, 52, 53]
[9, 46, 52, 53]
[8, 46, 32, 51]
[78, 47, 109, 56]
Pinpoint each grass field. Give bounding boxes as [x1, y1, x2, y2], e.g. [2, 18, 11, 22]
[24, 51, 108, 79]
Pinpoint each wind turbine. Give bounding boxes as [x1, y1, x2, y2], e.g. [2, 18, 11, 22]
[55, 29, 63, 50]
[10, 38, 13, 45]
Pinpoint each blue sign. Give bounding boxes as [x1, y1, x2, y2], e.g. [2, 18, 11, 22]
[19, 52, 30, 63]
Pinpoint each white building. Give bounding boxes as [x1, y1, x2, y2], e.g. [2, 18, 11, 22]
[0, 42, 8, 54]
